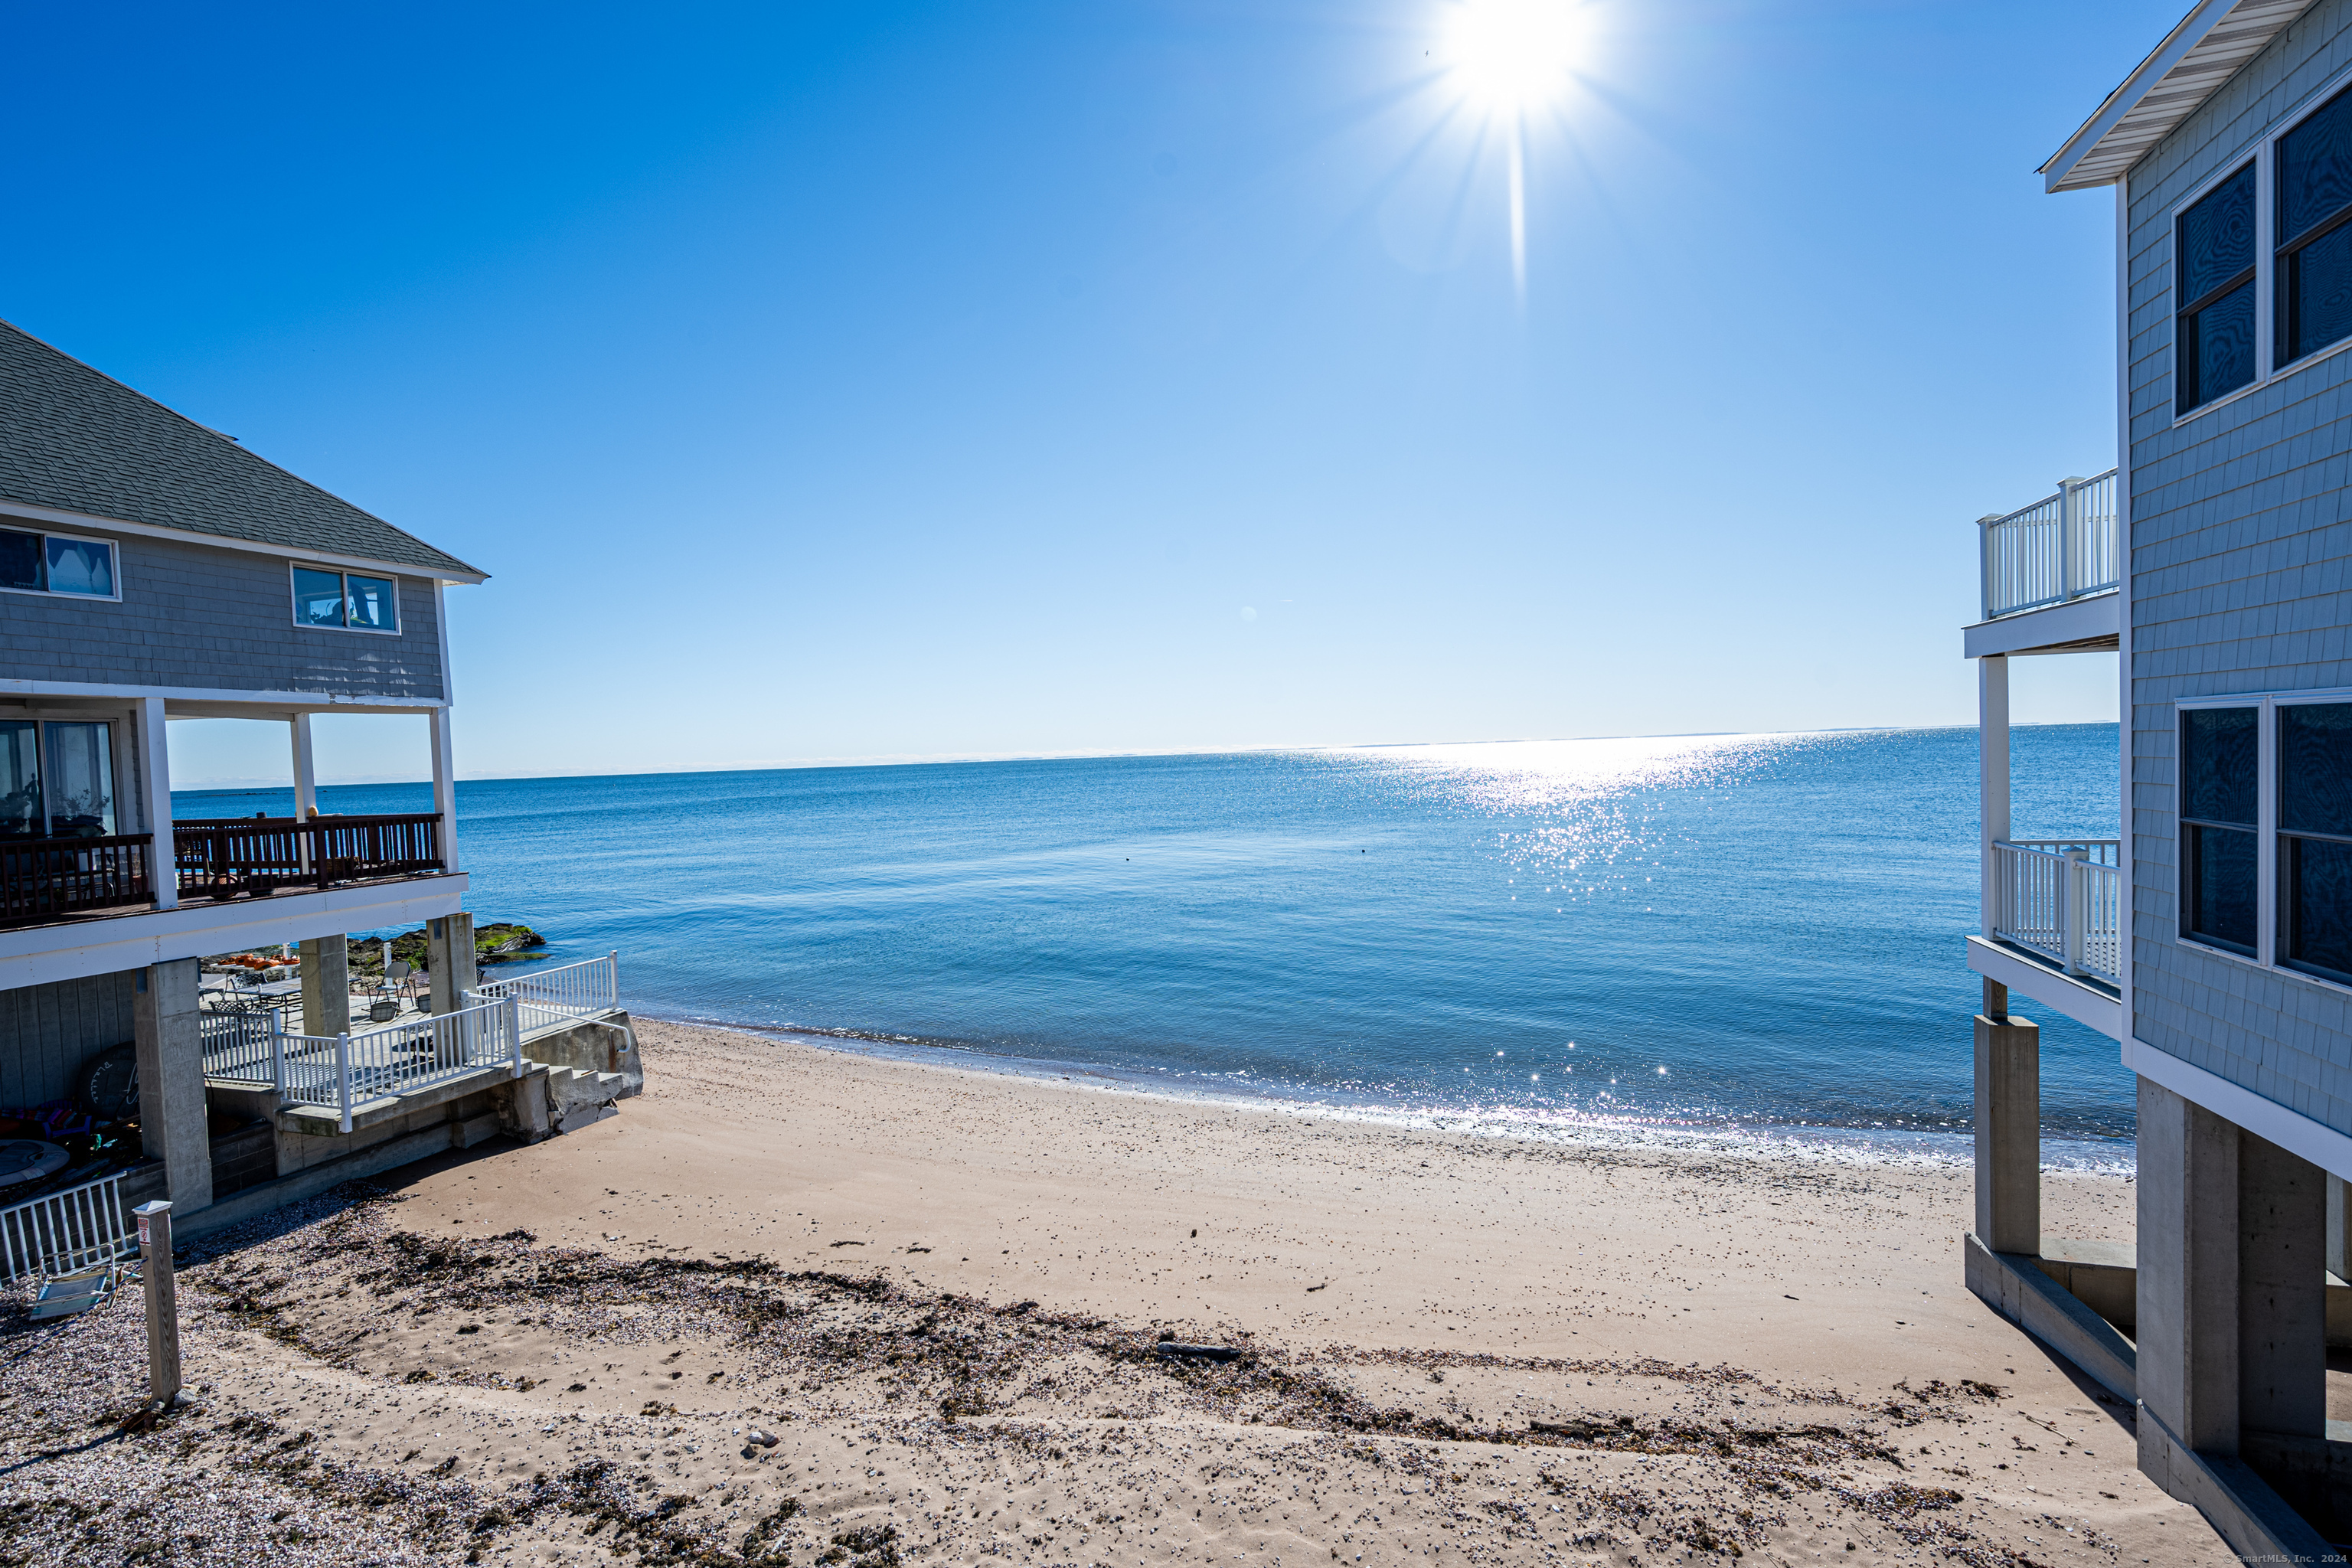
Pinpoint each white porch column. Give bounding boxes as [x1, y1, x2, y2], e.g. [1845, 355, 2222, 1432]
[137, 696, 177, 911]
[1979, 654, 2010, 939]
[430, 705, 460, 874]
[290, 711, 317, 873]
[290, 712, 317, 819]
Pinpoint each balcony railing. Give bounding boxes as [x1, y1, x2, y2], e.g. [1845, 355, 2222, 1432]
[1979, 470, 2118, 620]
[0, 834, 155, 929]
[275, 995, 523, 1132]
[473, 952, 620, 1035]
[1991, 838, 2121, 985]
[173, 813, 444, 899]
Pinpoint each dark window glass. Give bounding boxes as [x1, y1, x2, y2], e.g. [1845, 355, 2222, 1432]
[2184, 163, 2257, 299]
[2183, 706, 2259, 825]
[292, 567, 345, 627]
[2189, 823, 2259, 955]
[43, 537, 112, 597]
[2281, 87, 2352, 366]
[41, 723, 112, 838]
[2281, 703, 2352, 836]
[2285, 219, 2352, 361]
[2284, 835, 2352, 983]
[345, 573, 397, 632]
[0, 529, 42, 593]
[2188, 282, 2258, 405]
[0, 723, 38, 839]
[2281, 86, 2352, 245]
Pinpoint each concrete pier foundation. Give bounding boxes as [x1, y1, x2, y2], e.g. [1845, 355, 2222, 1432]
[1975, 1008, 2040, 1254]
[427, 913, 477, 1016]
[299, 936, 349, 1037]
[133, 959, 212, 1211]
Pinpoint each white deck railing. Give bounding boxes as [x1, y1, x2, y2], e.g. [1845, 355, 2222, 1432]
[201, 1008, 278, 1083]
[1980, 470, 2118, 620]
[0, 1171, 135, 1283]
[1991, 838, 2121, 984]
[278, 995, 523, 1132]
[472, 952, 620, 1036]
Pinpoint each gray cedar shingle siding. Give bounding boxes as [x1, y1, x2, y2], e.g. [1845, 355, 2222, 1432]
[0, 521, 446, 701]
[0, 971, 135, 1111]
[0, 318, 480, 580]
[2127, 0, 2352, 1137]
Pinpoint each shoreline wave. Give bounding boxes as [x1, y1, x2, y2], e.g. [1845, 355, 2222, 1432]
[654, 1009, 2139, 1178]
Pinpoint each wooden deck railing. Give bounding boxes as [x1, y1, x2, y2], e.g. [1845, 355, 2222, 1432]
[0, 834, 155, 929]
[173, 813, 445, 899]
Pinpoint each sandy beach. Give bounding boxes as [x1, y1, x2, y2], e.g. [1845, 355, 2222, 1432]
[0, 1020, 2223, 1566]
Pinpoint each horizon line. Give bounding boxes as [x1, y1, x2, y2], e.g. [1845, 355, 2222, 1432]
[167, 717, 2110, 792]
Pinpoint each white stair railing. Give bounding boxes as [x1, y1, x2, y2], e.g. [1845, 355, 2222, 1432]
[200, 1008, 277, 1082]
[1979, 470, 2118, 620]
[0, 1171, 135, 1283]
[472, 952, 620, 1035]
[276, 995, 521, 1132]
[1991, 838, 2122, 984]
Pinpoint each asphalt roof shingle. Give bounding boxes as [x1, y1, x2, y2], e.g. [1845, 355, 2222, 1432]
[0, 317, 482, 580]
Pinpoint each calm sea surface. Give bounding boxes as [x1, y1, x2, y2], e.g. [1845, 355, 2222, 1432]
[177, 726, 2130, 1168]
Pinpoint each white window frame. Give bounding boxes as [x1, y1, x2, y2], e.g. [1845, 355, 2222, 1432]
[0, 523, 122, 603]
[2174, 688, 2352, 998]
[289, 562, 402, 636]
[2171, 60, 2352, 427]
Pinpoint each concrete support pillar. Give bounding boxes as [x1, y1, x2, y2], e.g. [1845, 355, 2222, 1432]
[2138, 1076, 2242, 1456]
[1979, 654, 2010, 939]
[2239, 1132, 2326, 1439]
[428, 913, 477, 1017]
[1975, 1012, 2040, 1254]
[136, 697, 176, 910]
[132, 959, 211, 1210]
[2328, 1174, 2352, 1282]
[299, 936, 349, 1038]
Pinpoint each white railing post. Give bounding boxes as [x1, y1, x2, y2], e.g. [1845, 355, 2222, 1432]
[2063, 848, 2089, 976]
[335, 1033, 353, 1134]
[1978, 514, 2003, 621]
[269, 1010, 284, 1096]
[508, 993, 524, 1076]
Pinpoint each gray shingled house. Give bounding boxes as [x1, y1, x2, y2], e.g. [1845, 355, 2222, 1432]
[0, 317, 636, 1266]
[1958, 1, 2352, 1559]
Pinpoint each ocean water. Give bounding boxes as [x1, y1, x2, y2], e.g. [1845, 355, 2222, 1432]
[176, 725, 2130, 1168]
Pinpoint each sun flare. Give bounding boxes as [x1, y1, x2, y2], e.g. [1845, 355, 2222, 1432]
[1444, 0, 1587, 116]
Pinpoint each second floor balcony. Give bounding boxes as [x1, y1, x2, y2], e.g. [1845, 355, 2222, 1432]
[1979, 469, 2118, 621]
[0, 812, 449, 932]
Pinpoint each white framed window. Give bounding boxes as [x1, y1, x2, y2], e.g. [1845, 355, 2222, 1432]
[0, 523, 119, 601]
[291, 564, 400, 634]
[2174, 689, 2352, 992]
[2171, 65, 2352, 423]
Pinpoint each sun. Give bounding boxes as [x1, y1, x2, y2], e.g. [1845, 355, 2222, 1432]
[1443, 0, 1588, 116]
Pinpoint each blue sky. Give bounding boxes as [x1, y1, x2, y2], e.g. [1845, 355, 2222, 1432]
[5, 2, 2162, 784]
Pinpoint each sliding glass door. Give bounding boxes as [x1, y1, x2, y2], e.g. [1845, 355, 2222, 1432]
[0, 721, 119, 839]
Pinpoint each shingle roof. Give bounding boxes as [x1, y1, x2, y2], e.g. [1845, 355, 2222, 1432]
[0, 317, 484, 580]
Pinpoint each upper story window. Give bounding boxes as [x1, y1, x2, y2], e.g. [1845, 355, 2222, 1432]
[2278, 84, 2352, 366]
[2177, 165, 2258, 416]
[0, 524, 118, 600]
[2278, 701, 2352, 985]
[2180, 704, 2258, 956]
[292, 565, 400, 633]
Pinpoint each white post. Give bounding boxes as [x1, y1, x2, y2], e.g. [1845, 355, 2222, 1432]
[2058, 475, 2087, 603]
[1979, 655, 2011, 939]
[508, 993, 524, 1076]
[429, 706, 459, 874]
[132, 1200, 181, 1407]
[290, 712, 317, 872]
[2063, 848, 2089, 975]
[335, 1033, 353, 1134]
[1978, 515, 2004, 622]
[136, 697, 177, 910]
[268, 1010, 284, 1096]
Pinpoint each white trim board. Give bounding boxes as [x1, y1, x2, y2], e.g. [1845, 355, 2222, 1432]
[2123, 1034, 2352, 1184]
[0, 677, 446, 714]
[1966, 936, 2125, 1039]
[0, 874, 469, 990]
[1962, 592, 2120, 659]
[0, 498, 487, 586]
